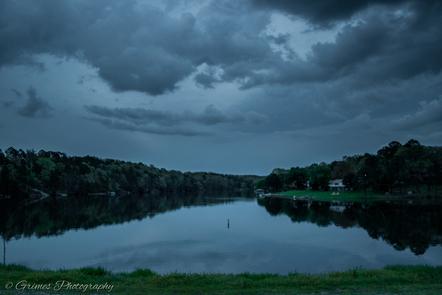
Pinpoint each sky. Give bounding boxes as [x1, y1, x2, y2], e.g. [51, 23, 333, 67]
[0, 0, 441, 175]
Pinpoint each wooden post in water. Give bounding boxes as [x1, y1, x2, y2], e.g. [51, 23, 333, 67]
[227, 218, 230, 229]
[2, 237, 5, 266]
[364, 173, 367, 198]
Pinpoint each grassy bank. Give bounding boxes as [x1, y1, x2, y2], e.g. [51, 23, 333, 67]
[276, 190, 394, 202]
[1, 264, 442, 294]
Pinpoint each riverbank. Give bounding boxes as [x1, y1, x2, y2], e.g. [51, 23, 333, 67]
[1, 264, 441, 294]
[274, 189, 416, 202]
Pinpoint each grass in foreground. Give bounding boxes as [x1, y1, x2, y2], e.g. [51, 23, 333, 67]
[277, 190, 390, 202]
[1, 264, 442, 294]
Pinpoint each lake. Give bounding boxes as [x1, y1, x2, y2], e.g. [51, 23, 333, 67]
[2, 195, 442, 274]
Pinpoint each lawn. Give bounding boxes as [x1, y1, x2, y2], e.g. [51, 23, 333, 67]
[1, 264, 441, 294]
[276, 189, 391, 202]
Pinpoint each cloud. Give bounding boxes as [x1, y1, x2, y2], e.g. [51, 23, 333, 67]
[219, 1, 442, 90]
[393, 97, 442, 130]
[85, 104, 267, 136]
[0, 0, 441, 174]
[17, 87, 52, 118]
[85, 104, 248, 126]
[1, 88, 22, 108]
[1, 0, 441, 96]
[11, 88, 22, 97]
[194, 72, 218, 89]
[1, 101, 14, 108]
[249, 0, 407, 25]
[243, 11, 442, 89]
[0, 0, 275, 96]
[87, 117, 207, 136]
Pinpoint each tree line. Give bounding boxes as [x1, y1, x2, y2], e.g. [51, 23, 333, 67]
[257, 139, 442, 195]
[0, 147, 258, 201]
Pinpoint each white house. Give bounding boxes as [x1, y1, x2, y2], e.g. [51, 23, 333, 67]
[328, 179, 345, 192]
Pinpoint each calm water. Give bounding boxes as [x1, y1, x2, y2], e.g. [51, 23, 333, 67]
[2, 196, 442, 274]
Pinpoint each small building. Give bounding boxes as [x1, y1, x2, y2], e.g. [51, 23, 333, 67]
[328, 179, 345, 192]
[255, 189, 265, 197]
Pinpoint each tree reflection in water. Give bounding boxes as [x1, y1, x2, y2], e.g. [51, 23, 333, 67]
[0, 194, 238, 241]
[1, 195, 441, 258]
[258, 197, 442, 255]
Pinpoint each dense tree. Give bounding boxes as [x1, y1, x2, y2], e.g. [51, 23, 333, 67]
[308, 163, 331, 191]
[285, 167, 308, 189]
[0, 148, 259, 200]
[258, 140, 442, 196]
[264, 173, 283, 192]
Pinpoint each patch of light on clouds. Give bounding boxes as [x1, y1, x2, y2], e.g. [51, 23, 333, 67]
[145, 67, 257, 113]
[0, 54, 111, 113]
[135, 0, 208, 17]
[266, 13, 342, 60]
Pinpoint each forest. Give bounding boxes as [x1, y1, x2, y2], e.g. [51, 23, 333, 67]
[0, 147, 258, 201]
[1, 139, 441, 201]
[257, 139, 442, 196]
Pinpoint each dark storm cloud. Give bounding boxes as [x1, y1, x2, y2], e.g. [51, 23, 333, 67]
[0, 0, 198, 95]
[194, 1, 442, 93]
[250, 0, 406, 25]
[1, 0, 441, 96]
[194, 72, 219, 89]
[11, 88, 22, 98]
[0, 0, 274, 96]
[244, 9, 442, 89]
[393, 97, 442, 130]
[231, 1, 442, 90]
[85, 104, 265, 128]
[1, 89, 22, 108]
[88, 117, 206, 137]
[17, 87, 52, 118]
[1, 100, 14, 108]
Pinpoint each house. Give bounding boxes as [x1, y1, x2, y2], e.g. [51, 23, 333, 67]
[328, 179, 345, 192]
[255, 189, 265, 197]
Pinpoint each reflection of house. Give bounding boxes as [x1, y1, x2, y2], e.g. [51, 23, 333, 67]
[329, 205, 346, 213]
[88, 192, 116, 197]
[328, 179, 345, 192]
[30, 189, 49, 198]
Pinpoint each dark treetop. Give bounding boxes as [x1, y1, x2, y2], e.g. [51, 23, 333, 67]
[0, 147, 259, 201]
[257, 139, 442, 196]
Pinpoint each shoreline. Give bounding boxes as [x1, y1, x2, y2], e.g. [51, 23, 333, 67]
[1, 264, 441, 294]
[264, 189, 441, 203]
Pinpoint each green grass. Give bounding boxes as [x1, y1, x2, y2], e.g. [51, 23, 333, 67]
[277, 190, 392, 202]
[1, 264, 441, 294]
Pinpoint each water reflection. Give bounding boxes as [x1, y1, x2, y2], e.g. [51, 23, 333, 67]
[0, 194, 239, 240]
[258, 197, 442, 255]
[2, 236, 5, 266]
[1, 195, 442, 273]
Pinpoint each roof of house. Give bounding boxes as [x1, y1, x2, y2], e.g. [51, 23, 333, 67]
[329, 179, 345, 187]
